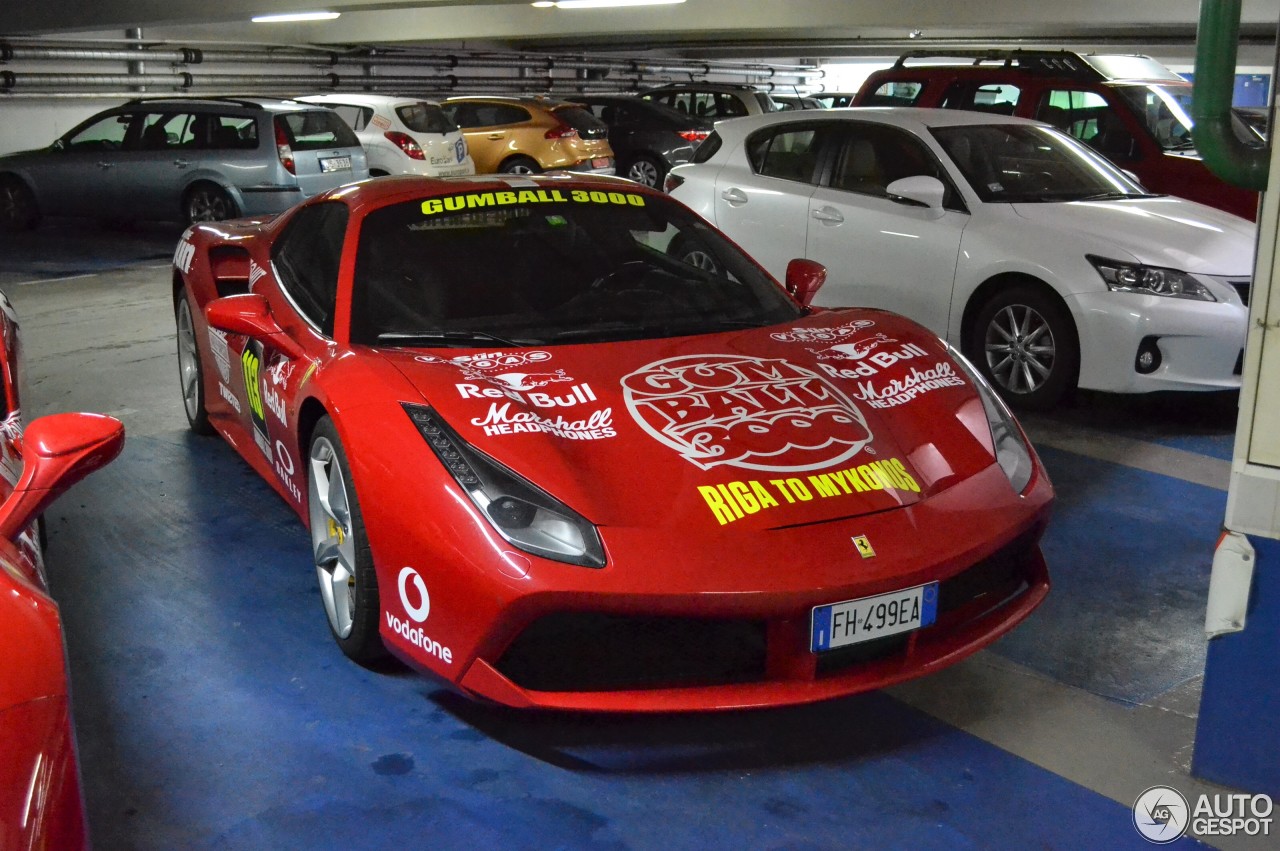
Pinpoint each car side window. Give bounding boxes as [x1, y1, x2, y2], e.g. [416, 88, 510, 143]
[134, 112, 195, 150]
[829, 124, 953, 202]
[1037, 89, 1137, 159]
[469, 104, 532, 127]
[325, 104, 373, 132]
[940, 82, 1021, 115]
[746, 125, 830, 183]
[271, 202, 350, 337]
[862, 80, 924, 106]
[205, 114, 258, 149]
[64, 114, 132, 150]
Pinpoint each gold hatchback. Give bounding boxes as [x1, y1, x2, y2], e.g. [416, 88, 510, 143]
[441, 96, 616, 175]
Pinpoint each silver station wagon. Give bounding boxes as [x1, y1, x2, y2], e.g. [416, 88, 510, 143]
[0, 96, 369, 229]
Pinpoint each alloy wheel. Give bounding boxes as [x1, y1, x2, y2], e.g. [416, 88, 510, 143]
[983, 303, 1056, 395]
[309, 436, 357, 639]
[176, 299, 201, 421]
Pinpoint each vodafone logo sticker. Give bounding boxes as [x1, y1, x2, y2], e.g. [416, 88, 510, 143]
[622, 354, 872, 473]
[398, 566, 431, 622]
[387, 566, 452, 664]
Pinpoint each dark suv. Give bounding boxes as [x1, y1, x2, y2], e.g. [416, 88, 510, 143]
[0, 96, 369, 230]
[854, 50, 1261, 220]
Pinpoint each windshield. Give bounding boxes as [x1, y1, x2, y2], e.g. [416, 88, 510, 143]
[1112, 83, 1263, 151]
[932, 123, 1150, 203]
[1113, 84, 1196, 150]
[350, 188, 802, 346]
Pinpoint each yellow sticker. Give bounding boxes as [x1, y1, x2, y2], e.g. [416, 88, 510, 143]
[852, 535, 876, 559]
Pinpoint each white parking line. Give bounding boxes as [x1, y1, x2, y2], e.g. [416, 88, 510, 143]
[14, 273, 96, 286]
[1022, 420, 1231, 491]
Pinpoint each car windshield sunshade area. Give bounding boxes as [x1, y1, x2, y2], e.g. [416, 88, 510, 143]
[350, 188, 802, 346]
[931, 124, 1151, 203]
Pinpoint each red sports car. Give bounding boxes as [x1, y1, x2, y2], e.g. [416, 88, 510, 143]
[0, 290, 125, 849]
[172, 174, 1051, 712]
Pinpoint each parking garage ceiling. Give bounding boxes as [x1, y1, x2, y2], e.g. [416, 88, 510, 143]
[7, 1, 1280, 60]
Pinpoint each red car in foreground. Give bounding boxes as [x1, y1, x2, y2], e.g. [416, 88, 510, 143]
[0, 290, 125, 849]
[172, 174, 1051, 712]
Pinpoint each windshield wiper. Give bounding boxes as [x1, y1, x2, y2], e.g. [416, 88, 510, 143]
[546, 318, 769, 343]
[1072, 191, 1166, 202]
[376, 330, 535, 347]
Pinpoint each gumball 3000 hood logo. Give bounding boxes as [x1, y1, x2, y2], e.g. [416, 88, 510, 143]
[622, 355, 872, 472]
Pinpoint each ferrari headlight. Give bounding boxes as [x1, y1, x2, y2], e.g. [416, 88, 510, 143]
[947, 345, 1036, 495]
[1087, 255, 1216, 301]
[404, 404, 606, 568]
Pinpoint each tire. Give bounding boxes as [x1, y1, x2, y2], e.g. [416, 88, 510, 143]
[498, 156, 541, 175]
[968, 284, 1079, 411]
[624, 154, 665, 188]
[175, 292, 215, 435]
[0, 175, 39, 232]
[308, 417, 386, 665]
[669, 234, 722, 276]
[183, 183, 237, 225]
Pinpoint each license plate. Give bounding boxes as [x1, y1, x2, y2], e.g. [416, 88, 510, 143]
[592, 157, 611, 169]
[811, 582, 938, 652]
[320, 156, 352, 173]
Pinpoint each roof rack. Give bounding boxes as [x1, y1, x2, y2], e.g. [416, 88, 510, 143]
[891, 50, 1103, 80]
[120, 95, 312, 109]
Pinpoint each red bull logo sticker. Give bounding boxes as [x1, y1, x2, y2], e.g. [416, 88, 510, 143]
[622, 354, 872, 473]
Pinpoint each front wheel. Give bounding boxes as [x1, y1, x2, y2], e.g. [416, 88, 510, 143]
[175, 292, 214, 435]
[184, 183, 237, 225]
[669, 234, 722, 276]
[968, 285, 1078, 411]
[308, 417, 386, 664]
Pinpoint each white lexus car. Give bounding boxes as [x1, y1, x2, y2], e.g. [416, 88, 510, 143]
[666, 108, 1254, 409]
[299, 93, 475, 178]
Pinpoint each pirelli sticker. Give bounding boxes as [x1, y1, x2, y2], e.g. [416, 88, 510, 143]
[421, 188, 645, 216]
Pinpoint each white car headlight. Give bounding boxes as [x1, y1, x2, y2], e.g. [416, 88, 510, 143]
[947, 345, 1036, 495]
[1087, 255, 1216, 301]
[404, 404, 606, 568]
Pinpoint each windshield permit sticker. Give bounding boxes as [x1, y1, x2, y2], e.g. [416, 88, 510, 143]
[419, 188, 646, 217]
[622, 354, 872, 473]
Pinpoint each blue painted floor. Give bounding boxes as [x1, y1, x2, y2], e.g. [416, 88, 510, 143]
[43, 431, 1212, 849]
[992, 447, 1222, 704]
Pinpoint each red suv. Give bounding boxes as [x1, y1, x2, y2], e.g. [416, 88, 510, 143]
[854, 50, 1261, 220]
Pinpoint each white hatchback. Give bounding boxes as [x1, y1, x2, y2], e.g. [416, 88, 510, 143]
[299, 93, 475, 178]
[667, 108, 1254, 409]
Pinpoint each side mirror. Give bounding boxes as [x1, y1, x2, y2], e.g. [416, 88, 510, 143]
[205, 294, 305, 358]
[885, 175, 946, 209]
[785, 258, 826, 306]
[0, 413, 125, 543]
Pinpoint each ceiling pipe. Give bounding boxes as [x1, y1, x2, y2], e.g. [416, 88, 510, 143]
[1191, 0, 1269, 191]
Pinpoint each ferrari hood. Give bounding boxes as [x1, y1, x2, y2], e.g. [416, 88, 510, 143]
[1010, 197, 1255, 275]
[379, 310, 1000, 532]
